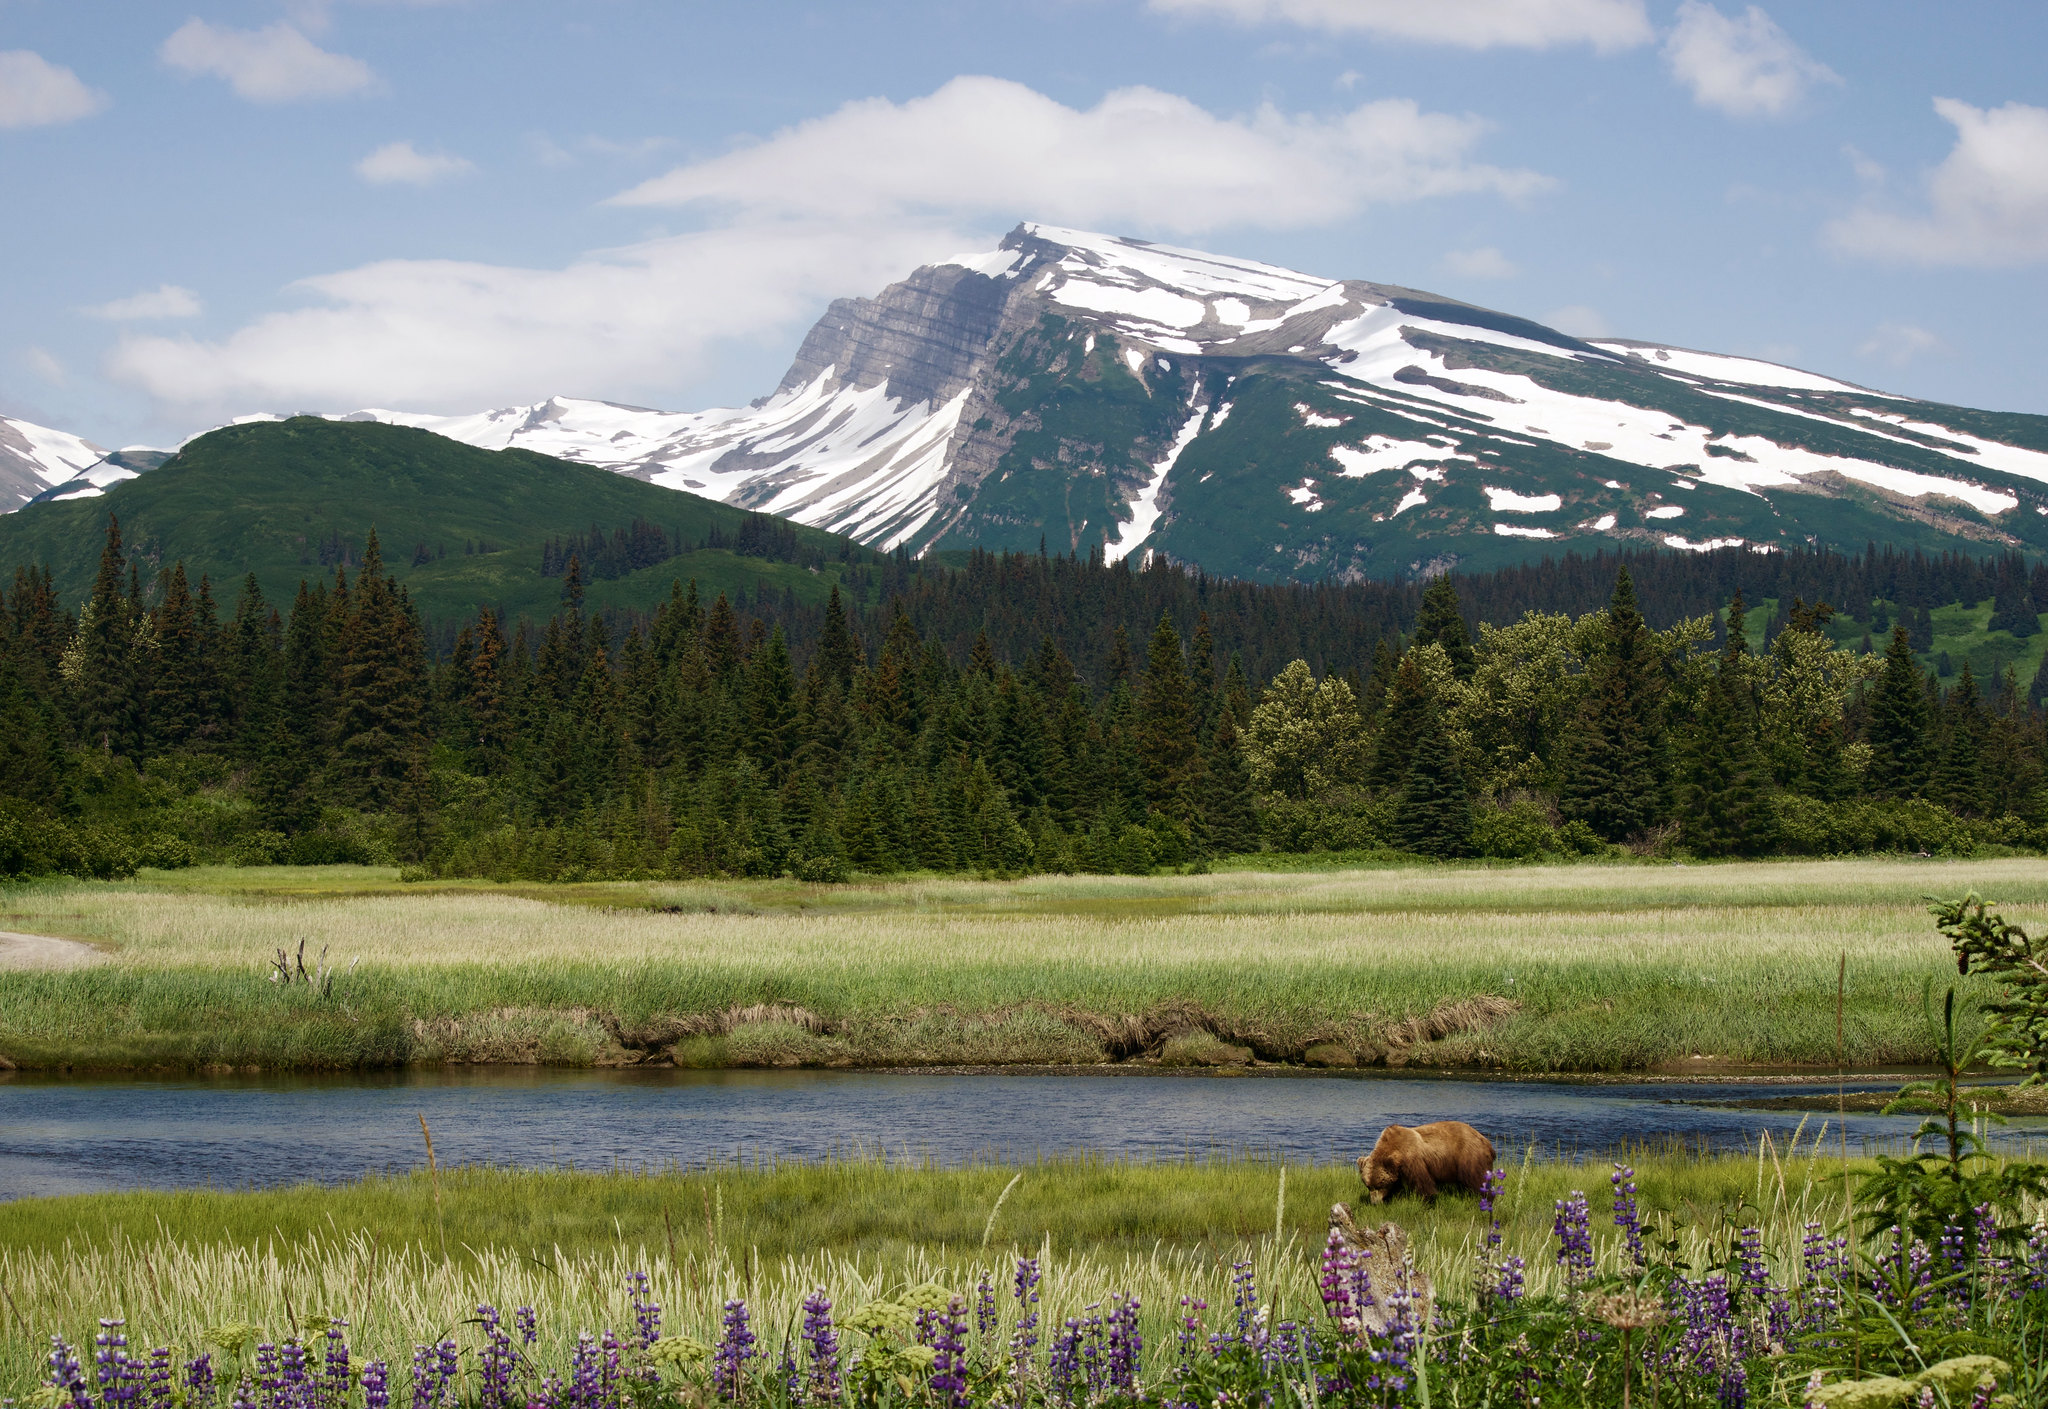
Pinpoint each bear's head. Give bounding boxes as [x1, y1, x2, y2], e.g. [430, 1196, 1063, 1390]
[1355, 1151, 1399, 1204]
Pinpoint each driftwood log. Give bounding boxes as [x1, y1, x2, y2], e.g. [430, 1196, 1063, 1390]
[1327, 1202, 1435, 1336]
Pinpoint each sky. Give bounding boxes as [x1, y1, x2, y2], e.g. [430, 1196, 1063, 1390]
[2, 0, 2046, 451]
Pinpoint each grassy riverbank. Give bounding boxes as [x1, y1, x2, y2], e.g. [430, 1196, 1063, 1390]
[1, 857, 2042, 1074]
[0, 1146, 1911, 1394]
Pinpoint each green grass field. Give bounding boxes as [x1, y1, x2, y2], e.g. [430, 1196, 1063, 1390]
[2, 856, 2041, 1074]
[0, 1146, 1922, 1395]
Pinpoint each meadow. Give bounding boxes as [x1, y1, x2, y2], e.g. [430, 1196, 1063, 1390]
[1, 856, 2044, 1073]
[0, 1143, 1940, 1398]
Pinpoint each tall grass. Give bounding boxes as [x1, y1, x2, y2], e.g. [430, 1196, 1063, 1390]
[2, 857, 2043, 1071]
[2, 1146, 2026, 1396]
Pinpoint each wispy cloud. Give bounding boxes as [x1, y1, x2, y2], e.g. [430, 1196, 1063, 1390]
[1542, 304, 1612, 337]
[0, 50, 108, 129]
[1663, 3, 1838, 118]
[1857, 322, 1946, 368]
[612, 76, 1553, 230]
[356, 140, 475, 185]
[83, 285, 203, 321]
[1442, 247, 1518, 280]
[160, 20, 373, 103]
[1146, 0, 1652, 51]
[1827, 98, 2048, 267]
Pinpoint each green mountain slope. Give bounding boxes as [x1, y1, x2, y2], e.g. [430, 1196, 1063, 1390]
[0, 418, 874, 618]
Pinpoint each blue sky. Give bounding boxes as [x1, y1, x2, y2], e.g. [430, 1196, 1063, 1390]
[3, 0, 2045, 449]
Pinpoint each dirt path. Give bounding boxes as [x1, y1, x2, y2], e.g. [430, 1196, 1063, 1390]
[0, 930, 105, 970]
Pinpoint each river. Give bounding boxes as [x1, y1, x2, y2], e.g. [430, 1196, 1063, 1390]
[6, 1066, 2043, 1201]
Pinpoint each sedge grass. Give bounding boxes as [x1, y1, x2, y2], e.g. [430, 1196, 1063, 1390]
[1, 857, 2043, 1072]
[1, 1147, 2030, 1396]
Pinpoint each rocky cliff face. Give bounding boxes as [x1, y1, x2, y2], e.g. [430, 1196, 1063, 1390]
[31, 224, 2048, 581]
[0, 415, 109, 512]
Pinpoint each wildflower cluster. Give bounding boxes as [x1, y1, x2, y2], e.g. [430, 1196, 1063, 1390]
[17, 1195, 2048, 1409]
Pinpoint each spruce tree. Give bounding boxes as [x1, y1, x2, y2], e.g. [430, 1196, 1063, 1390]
[1866, 624, 1932, 797]
[1367, 654, 1433, 792]
[148, 563, 207, 753]
[1558, 566, 1667, 841]
[1137, 611, 1201, 816]
[1933, 661, 1986, 815]
[1391, 702, 1472, 858]
[74, 516, 138, 754]
[1412, 575, 1476, 679]
[334, 531, 427, 809]
[1200, 711, 1260, 854]
[1675, 659, 1773, 856]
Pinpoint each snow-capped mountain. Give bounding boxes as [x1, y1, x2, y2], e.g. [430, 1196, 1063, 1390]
[0, 414, 113, 512]
[21, 223, 2048, 580]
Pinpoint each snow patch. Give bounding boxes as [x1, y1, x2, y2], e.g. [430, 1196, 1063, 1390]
[1493, 524, 1557, 538]
[1393, 487, 1427, 515]
[1103, 406, 1206, 564]
[1484, 486, 1562, 512]
[1593, 514, 1617, 531]
[1646, 505, 1685, 519]
[1664, 535, 1747, 552]
[1052, 279, 1206, 329]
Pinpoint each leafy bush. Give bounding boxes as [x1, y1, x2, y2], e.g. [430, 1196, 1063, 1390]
[1471, 797, 1557, 859]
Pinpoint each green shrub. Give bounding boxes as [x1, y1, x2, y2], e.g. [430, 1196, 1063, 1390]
[1471, 797, 1557, 859]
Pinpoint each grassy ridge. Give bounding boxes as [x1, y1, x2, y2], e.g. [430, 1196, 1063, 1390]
[0, 1148, 1975, 1395]
[2, 857, 2042, 1072]
[0, 418, 869, 619]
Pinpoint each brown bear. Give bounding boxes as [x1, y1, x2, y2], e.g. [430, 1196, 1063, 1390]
[1355, 1121, 1494, 1203]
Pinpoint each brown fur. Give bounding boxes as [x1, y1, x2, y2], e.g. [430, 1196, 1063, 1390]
[1355, 1121, 1495, 1203]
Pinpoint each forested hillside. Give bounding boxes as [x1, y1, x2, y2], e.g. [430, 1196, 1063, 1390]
[0, 502, 2040, 881]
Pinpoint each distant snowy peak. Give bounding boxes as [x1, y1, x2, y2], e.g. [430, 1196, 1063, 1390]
[17, 221, 2048, 584]
[0, 415, 109, 512]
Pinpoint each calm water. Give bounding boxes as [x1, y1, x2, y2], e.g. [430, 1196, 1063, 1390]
[2, 1067, 2040, 1201]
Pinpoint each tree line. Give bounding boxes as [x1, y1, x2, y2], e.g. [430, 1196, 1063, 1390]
[0, 516, 2039, 881]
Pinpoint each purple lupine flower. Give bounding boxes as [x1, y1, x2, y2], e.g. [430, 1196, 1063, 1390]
[279, 1339, 310, 1409]
[626, 1274, 660, 1351]
[565, 1334, 600, 1409]
[323, 1321, 351, 1409]
[1174, 1296, 1206, 1375]
[1552, 1192, 1594, 1286]
[1479, 1168, 1507, 1251]
[515, 1309, 538, 1349]
[1047, 1318, 1083, 1407]
[146, 1347, 175, 1409]
[361, 1362, 388, 1409]
[1491, 1254, 1527, 1303]
[976, 1271, 998, 1342]
[1104, 1295, 1141, 1396]
[1718, 1360, 1749, 1409]
[711, 1300, 755, 1401]
[97, 1320, 139, 1409]
[184, 1352, 217, 1409]
[1611, 1165, 1646, 1268]
[929, 1298, 969, 1409]
[801, 1291, 841, 1406]
[1229, 1261, 1259, 1343]
[476, 1308, 516, 1409]
[1319, 1227, 1358, 1327]
[1010, 1257, 1041, 1408]
[255, 1343, 281, 1409]
[50, 1335, 90, 1409]
[1738, 1227, 1768, 1303]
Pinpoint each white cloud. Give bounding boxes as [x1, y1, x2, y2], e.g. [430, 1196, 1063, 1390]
[1146, 0, 1651, 50]
[1827, 99, 2048, 267]
[1442, 246, 1518, 279]
[356, 140, 475, 185]
[160, 20, 373, 103]
[83, 285, 204, 320]
[0, 50, 107, 129]
[1543, 304, 1612, 337]
[111, 77, 1554, 416]
[24, 347, 66, 385]
[613, 76, 1551, 231]
[1857, 322, 1946, 369]
[1663, 3, 1838, 118]
[107, 223, 972, 414]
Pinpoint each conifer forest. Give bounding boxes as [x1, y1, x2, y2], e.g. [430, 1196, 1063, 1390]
[5, 514, 2046, 883]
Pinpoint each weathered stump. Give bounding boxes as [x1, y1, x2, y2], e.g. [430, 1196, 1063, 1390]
[1326, 1202, 1435, 1336]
